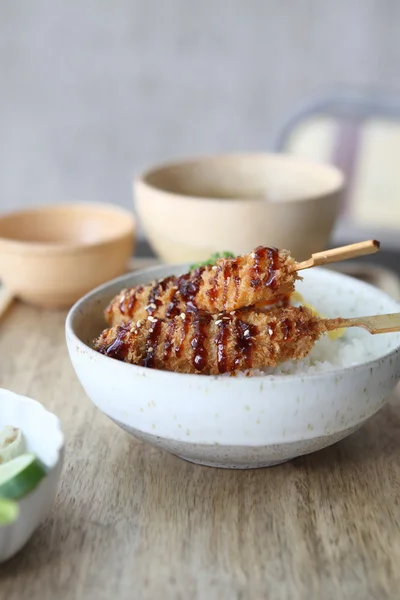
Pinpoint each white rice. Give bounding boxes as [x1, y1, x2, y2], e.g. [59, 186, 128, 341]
[221, 269, 400, 378]
[234, 330, 381, 378]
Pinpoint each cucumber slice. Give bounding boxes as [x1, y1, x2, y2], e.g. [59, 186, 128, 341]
[0, 453, 47, 500]
[0, 497, 19, 525]
[0, 426, 25, 465]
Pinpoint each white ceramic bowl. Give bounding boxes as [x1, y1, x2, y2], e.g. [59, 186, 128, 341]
[0, 390, 64, 562]
[66, 265, 400, 469]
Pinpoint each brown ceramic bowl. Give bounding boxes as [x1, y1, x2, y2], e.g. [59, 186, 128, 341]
[0, 203, 135, 309]
[134, 153, 345, 263]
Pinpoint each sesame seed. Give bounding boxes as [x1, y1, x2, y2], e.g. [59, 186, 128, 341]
[148, 316, 158, 323]
[230, 311, 235, 315]
[145, 303, 157, 311]
[148, 347, 154, 353]
[180, 313, 186, 320]
[244, 329, 250, 338]
[215, 319, 222, 325]
[136, 320, 142, 328]
[222, 316, 230, 320]
[149, 328, 154, 333]
[251, 252, 256, 258]
[212, 265, 218, 270]
[268, 327, 274, 336]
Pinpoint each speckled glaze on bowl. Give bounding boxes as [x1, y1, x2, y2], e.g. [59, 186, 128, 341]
[66, 265, 400, 469]
[0, 390, 64, 562]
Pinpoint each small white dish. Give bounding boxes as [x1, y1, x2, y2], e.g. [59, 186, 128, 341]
[66, 265, 400, 469]
[0, 389, 64, 562]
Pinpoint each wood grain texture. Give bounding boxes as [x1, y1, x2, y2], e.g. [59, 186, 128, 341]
[0, 300, 399, 600]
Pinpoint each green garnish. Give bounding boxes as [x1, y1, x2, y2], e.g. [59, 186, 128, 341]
[0, 497, 19, 525]
[0, 453, 47, 500]
[190, 251, 235, 271]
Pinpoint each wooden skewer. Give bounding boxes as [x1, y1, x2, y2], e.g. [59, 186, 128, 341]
[295, 240, 380, 271]
[325, 312, 400, 335]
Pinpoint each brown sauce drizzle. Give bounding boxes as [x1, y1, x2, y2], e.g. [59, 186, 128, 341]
[222, 262, 232, 309]
[119, 293, 128, 315]
[146, 276, 175, 315]
[233, 319, 258, 369]
[207, 264, 222, 304]
[166, 268, 204, 318]
[250, 246, 280, 290]
[142, 318, 162, 368]
[175, 313, 190, 358]
[215, 317, 231, 373]
[120, 285, 144, 316]
[165, 292, 181, 319]
[281, 318, 293, 341]
[165, 274, 190, 319]
[264, 247, 281, 289]
[231, 261, 240, 302]
[178, 268, 203, 304]
[191, 312, 212, 371]
[163, 318, 176, 361]
[160, 275, 175, 291]
[250, 246, 266, 288]
[104, 324, 131, 360]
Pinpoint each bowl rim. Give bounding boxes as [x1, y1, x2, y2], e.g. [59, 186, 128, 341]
[66, 263, 400, 384]
[0, 202, 136, 255]
[0, 388, 64, 470]
[134, 152, 345, 204]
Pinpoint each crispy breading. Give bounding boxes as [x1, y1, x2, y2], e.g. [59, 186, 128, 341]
[94, 305, 327, 375]
[105, 246, 299, 326]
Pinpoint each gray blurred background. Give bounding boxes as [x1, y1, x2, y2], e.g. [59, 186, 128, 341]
[0, 0, 399, 229]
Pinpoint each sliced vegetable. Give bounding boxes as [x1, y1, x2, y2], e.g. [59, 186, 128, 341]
[0, 453, 47, 500]
[190, 251, 235, 271]
[0, 426, 25, 465]
[0, 497, 19, 525]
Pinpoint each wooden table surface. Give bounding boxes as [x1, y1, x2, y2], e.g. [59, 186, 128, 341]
[0, 299, 400, 600]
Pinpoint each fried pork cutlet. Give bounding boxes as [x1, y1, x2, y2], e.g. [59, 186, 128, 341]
[104, 246, 299, 327]
[94, 305, 332, 375]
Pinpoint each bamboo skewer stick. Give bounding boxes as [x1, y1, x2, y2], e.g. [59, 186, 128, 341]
[295, 240, 380, 271]
[325, 312, 400, 335]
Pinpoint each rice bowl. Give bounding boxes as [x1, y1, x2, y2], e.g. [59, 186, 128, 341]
[66, 264, 400, 469]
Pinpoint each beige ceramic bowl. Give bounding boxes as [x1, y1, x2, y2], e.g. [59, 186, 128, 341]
[0, 203, 135, 309]
[135, 153, 345, 263]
